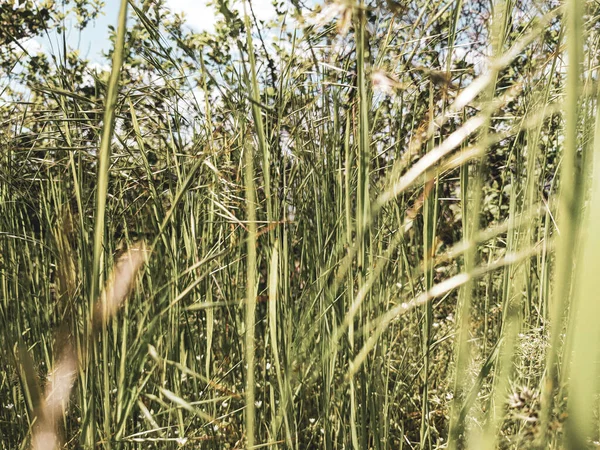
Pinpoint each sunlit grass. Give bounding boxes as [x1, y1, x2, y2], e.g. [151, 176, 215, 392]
[2, 0, 600, 449]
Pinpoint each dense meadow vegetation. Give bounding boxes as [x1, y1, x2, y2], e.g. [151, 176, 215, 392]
[2, 0, 600, 448]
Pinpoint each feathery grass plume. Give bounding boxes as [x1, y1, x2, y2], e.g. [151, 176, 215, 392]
[310, 0, 354, 35]
[29, 338, 77, 450]
[21, 240, 149, 450]
[92, 241, 150, 332]
[371, 69, 408, 95]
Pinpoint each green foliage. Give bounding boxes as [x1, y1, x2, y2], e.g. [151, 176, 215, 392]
[0, 0, 52, 70]
[0, 0, 52, 46]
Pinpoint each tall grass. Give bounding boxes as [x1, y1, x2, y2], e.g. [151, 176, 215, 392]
[2, 0, 600, 448]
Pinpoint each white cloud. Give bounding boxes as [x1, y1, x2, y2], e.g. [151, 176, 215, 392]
[238, 0, 278, 23]
[13, 38, 44, 55]
[166, 0, 218, 33]
[165, 0, 277, 34]
[88, 61, 111, 72]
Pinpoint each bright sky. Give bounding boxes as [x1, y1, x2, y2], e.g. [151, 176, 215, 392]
[59, 0, 279, 62]
[73, 0, 120, 61]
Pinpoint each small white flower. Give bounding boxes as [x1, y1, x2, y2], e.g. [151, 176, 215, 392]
[287, 205, 296, 222]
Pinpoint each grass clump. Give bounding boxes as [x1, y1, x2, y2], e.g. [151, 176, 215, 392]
[1, 0, 600, 448]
